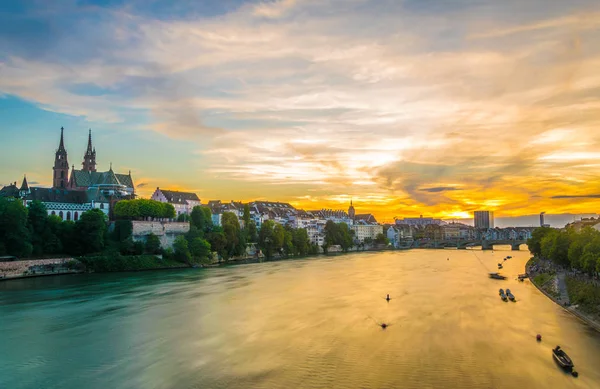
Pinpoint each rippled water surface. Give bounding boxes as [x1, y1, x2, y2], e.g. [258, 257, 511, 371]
[2, 249, 600, 389]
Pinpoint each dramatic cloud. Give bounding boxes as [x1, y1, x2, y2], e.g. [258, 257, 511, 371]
[1, 0, 600, 221]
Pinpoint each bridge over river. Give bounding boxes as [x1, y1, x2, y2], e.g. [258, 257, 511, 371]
[417, 239, 527, 251]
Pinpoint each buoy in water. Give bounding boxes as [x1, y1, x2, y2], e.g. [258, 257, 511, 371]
[536, 334, 542, 341]
[572, 371, 579, 377]
[381, 323, 388, 329]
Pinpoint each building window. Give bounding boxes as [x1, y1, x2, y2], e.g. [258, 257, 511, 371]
[74, 212, 79, 221]
[59, 211, 64, 220]
[51, 211, 56, 216]
[100, 203, 104, 209]
[61, 171, 64, 178]
[66, 212, 71, 221]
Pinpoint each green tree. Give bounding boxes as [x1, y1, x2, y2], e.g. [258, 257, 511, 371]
[375, 233, 389, 245]
[43, 215, 64, 254]
[112, 220, 133, 242]
[190, 206, 207, 235]
[0, 197, 32, 257]
[173, 235, 191, 263]
[75, 209, 108, 255]
[292, 228, 310, 256]
[222, 212, 241, 259]
[258, 220, 276, 259]
[527, 227, 554, 257]
[338, 223, 354, 252]
[247, 220, 258, 243]
[283, 227, 294, 256]
[113, 199, 175, 220]
[568, 227, 598, 269]
[189, 237, 211, 263]
[581, 236, 600, 275]
[273, 223, 285, 253]
[186, 225, 203, 241]
[145, 233, 162, 254]
[57, 220, 78, 255]
[547, 230, 571, 266]
[27, 200, 48, 256]
[177, 213, 190, 222]
[201, 207, 213, 229]
[208, 227, 227, 261]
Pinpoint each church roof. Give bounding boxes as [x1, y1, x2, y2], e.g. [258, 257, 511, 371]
[71, 169, 134, 189]
[25, 188, 89, 204]
[159, 189, 200, 204]
[0, 183, 19, 198]
[20, 176, 29, 192]
[355, 214, 378, 224]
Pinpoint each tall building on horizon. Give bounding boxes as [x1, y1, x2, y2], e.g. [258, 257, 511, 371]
[474, 210, 494, 229]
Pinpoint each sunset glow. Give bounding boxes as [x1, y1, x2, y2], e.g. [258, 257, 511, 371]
[1, 0, 599, 222]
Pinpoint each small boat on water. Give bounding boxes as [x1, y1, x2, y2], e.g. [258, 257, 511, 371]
[489, 273, 507, 280]
[506, 289, 515, 301]
[499, 289, 507, 301]
[553, 346, 574, 370]
[498, 263, 503, 269]
[507, 256, 512, 259]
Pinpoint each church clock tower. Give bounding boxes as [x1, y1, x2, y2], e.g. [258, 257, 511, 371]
[53, 127, 70, 189]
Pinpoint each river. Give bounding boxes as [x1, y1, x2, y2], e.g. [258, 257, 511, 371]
[1, 249, 600, 389]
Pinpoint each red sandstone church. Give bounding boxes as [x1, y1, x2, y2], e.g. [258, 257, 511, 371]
[0, 127, 135, 220]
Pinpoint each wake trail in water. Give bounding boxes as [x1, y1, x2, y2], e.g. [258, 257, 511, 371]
[470, 250, 491, 273]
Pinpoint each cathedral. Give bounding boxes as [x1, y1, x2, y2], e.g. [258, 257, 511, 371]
[0, 127, 135, 221]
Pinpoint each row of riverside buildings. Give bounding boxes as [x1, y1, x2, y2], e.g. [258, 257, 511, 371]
[0, 128, 383, 248]
[1, 127, 534, 249]
[150, 192, 383, 247]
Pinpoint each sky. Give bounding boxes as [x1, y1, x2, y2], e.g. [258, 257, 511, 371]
[1, 0, 599, 225]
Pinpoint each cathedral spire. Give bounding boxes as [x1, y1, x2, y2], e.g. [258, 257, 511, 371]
[82, 129, 97, 172]
[58, 127, 66, 153]
[86, 129, 93, 154]
[53, 127, 69, 189]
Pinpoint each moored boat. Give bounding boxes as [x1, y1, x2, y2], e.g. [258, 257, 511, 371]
[553, 346, 574, 370]
[489, 273, 507, 280]
[506, 289, 515, 301]
[499, 289, 507, 301]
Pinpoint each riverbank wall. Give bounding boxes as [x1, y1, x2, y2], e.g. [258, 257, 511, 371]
[0, 258, 81, 280]
[527, 258, 600, 333]
[131, 221, 190, 249]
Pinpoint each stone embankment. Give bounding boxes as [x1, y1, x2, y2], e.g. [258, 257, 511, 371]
[131, 221, 190, 248]
[0, 258, 79, 280]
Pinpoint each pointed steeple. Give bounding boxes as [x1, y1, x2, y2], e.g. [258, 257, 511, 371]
[58, 127, 66, 152]
[20, 175, 29, 192]
[82, 129, 97, 172]
[86, 129, 93, 154]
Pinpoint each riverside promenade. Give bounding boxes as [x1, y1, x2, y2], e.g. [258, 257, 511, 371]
[527, 259, 600, 333]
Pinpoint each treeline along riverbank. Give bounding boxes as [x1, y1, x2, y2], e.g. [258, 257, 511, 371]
[527, 226, 600, 331]
[1, 197, 392, 278]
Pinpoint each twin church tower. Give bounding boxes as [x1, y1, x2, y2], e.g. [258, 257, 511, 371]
[51, 127, 134, 196]
[52, 127, 96, 189]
